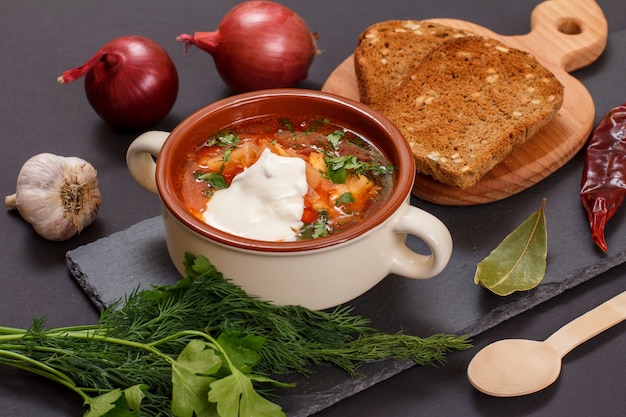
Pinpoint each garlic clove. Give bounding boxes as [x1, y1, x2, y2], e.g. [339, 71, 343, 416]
[5, 153, 102, 241]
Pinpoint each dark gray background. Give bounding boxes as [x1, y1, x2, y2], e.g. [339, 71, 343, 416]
[1, 1, 626, 416]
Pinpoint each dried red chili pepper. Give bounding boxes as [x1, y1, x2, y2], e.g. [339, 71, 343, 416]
[580, 103, 626, 252]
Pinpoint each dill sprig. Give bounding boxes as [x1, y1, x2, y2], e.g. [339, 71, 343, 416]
[0, 253, 470, 417]
[106, 254, 470, 375]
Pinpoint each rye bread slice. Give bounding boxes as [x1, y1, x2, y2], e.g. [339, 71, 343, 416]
[381, 36, 564, 189]
[354, 20, 473, 108]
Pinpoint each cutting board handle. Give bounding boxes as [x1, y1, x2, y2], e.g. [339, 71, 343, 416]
[522, 0, 607, 72]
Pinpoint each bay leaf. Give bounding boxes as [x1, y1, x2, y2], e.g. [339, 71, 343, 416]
[474, 199, 547, 296]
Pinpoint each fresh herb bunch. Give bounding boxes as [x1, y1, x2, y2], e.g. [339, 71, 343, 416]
[0, 253, 471, 417]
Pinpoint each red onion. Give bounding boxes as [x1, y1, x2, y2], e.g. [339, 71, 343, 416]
[177, 1, 319, 93]
[58, 35, 179, 131]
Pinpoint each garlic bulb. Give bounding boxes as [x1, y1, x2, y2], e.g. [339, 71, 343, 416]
[5, 153, 102, 241]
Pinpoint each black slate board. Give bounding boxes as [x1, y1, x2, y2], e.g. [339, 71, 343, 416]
[66, 30, 626, 417]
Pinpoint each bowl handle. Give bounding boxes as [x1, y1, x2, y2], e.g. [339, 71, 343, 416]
[390, 205, 453, 279]
[126, 131, 170, 194]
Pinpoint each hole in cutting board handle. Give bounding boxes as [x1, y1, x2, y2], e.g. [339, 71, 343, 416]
[558, 18, 583, 35]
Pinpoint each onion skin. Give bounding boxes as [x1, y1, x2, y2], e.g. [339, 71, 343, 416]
[177, 1, 318, 92]
[59, 36, 179, 131]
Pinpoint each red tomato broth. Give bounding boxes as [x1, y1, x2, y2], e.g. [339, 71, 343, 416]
[176, 116, 395, 240]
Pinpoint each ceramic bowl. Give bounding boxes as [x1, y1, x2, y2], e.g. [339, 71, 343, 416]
[127, 89, 452, 310]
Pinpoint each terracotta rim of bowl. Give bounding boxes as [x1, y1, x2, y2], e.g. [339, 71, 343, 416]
[156, 88, 415, 253]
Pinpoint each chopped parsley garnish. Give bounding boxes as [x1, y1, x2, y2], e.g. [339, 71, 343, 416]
[327, 130, 345, 150]
[324, 155, 394, 184]
[306, 117, 331, 132]
[335, 192, 355, 207]
[205, 131, 240, 147]
[299, 210, 331, 240]
[346, 136, 368, 148]
[223, 147, 234, 163]
[194, 171, 228, 195]
[280, 118, 294, 132]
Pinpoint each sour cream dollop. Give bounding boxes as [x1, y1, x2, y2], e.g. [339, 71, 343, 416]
[202, 148, 308, 241]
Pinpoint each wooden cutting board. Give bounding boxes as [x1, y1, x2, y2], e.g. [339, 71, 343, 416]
[321, 0, 607, 205]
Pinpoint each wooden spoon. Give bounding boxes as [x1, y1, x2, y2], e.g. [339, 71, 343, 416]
[467, 291, 626, 397]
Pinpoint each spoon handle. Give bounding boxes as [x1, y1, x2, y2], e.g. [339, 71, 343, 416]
[544, 290, 626, 357]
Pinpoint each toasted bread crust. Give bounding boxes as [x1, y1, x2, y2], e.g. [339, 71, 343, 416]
[355, 20, 473, 108]
[355, 21, 564, 189]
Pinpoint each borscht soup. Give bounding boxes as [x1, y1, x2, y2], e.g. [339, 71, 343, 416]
[176, 116, 395, 241]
